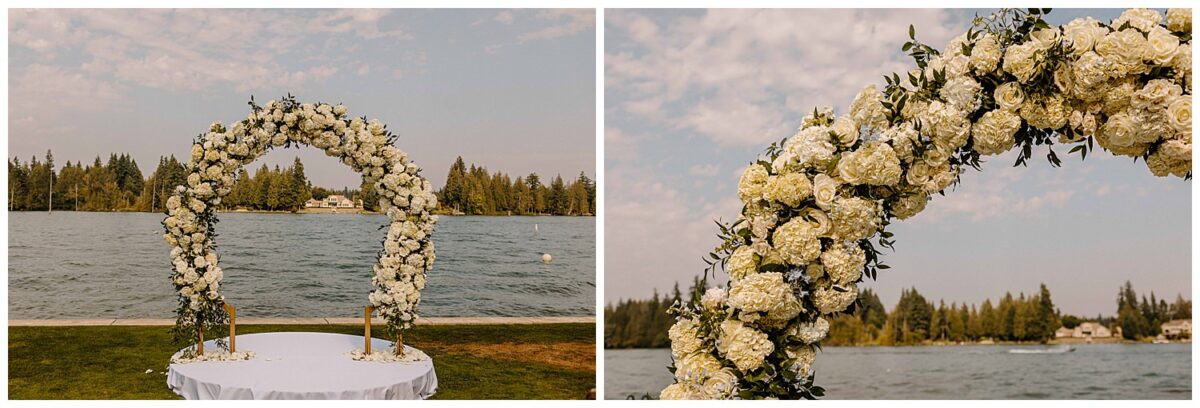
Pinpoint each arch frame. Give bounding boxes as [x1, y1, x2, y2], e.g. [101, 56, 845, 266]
[162, 96, 439, 354]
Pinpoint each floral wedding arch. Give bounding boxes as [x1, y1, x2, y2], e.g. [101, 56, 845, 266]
[161, 96, 439, 357]
[661, 8, 1191, 400]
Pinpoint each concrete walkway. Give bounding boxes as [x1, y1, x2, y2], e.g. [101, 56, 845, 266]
[8, 316, 595, 326]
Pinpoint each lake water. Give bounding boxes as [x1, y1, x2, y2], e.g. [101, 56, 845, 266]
[8, 212, 594, 319]
[605, 344, 1192, 399]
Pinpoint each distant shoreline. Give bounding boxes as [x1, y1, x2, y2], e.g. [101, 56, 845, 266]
[6, 209, 594, 217]
[604, 337, 1191, 350]
[9, 316, 596, 326]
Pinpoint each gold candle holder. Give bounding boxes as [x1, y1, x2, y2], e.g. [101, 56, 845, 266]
[224, 303, 237, 353]
[395, 332, 406, 357]
[364, 305, 374, 354]
[197, 324, 204, 355]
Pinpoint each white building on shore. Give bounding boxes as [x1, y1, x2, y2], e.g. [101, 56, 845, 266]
[1055, 322, 1113, 339]
[304, 194, 361, 209]
[1161, 319, 1191, 338]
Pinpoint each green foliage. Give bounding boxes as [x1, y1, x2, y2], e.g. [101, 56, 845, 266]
[1114, 280, 1187, 340]
[436, 156, 593, 216]
[603, 280, 709, 348]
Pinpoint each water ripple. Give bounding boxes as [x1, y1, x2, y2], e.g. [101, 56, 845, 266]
[8, 212, 595, 318]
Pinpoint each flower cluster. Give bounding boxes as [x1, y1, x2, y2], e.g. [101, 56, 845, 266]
[170, 350, 255, 364]
[163, 97, 438, 348]
[347, 347, 431, 363]
[664, 8, 1191, 400]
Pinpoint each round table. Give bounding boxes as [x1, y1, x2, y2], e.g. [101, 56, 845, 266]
[167, 332, 437, 399]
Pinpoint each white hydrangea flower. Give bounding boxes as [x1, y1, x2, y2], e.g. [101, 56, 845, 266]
[940, 76, 982, 113]
[737, 164, 769, 204]
[716, 320, 774, 372]
[669, 318, 705, 361]
[1166, 8, 1191, 33]
[829, 197, 881, 241]
[972, 109, 1022, 155]
[727, 272, 798, 319]
[849, 84, 888, 130]
[969, 34, 1001, 74]
[788, 317, 831, 344]
[1002, 42, 1041, 83]
[813, 283, 858, 314]
[1113, 8, 1161, 33]
[763, 172, 812, 207]
[772, 218, 821, 265]
[820, 241, 865, 286]
[836, 141, 902, 186]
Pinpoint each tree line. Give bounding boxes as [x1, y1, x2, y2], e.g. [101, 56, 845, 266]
[438, 156, 595, 216]
[604, 279, 1191, 348]
[9, 150, 593, 216]
[1114, 281, 1191, 340]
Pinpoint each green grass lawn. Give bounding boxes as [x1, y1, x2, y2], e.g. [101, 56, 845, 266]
[9, 323, 595, 400]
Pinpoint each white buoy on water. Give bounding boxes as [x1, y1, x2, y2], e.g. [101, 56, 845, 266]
[535, 223, 539, 232]
[542, 253, 552, 263]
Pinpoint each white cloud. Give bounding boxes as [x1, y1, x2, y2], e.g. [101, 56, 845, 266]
[606, 9, 967, 146]
[518, 9, 596, 42]
[9, 9, 410, 95]
[494, 10, 515, 25]
[910, 149, 1080, 224]
[481, 9, 595, 54]
[9, 64, 125, 114]
[605, 163, 741, 300]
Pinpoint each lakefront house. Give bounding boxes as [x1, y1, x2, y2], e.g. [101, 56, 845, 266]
[304, 194, 361, 209]
[1054, 322, 1113, 339]
[1160, 319, 1191, 339]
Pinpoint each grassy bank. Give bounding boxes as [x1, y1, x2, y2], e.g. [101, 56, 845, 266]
[9, 323, 594, 400]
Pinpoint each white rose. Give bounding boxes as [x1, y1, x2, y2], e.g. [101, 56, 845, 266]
[1096, 28, 1149, 76]
[702, 368, 739, 399]
[1166, 96, 1192, 136]
[830, 115, 858, 146]
[1063, 17, 1108, 55]
[1029, 27, 1061, 50]
[994, 82, 1025, 112]
[812, 173, 838, 210]
[1146, 26, 1181, 65]
[1101, 110, 1139, 147]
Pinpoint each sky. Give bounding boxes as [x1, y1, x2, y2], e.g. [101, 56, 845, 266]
[605, 8, 1191, 317]
[8, 9, 595, 190]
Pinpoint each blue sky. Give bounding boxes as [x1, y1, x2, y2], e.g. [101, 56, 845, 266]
[8, 9, 595, 189]
[605, 9, 1191, 317]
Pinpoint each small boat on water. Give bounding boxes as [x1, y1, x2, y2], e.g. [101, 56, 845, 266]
[1007, 345, 1076, 354]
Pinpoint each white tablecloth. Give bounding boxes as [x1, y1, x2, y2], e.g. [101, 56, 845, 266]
[167, 332, 437, 399]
